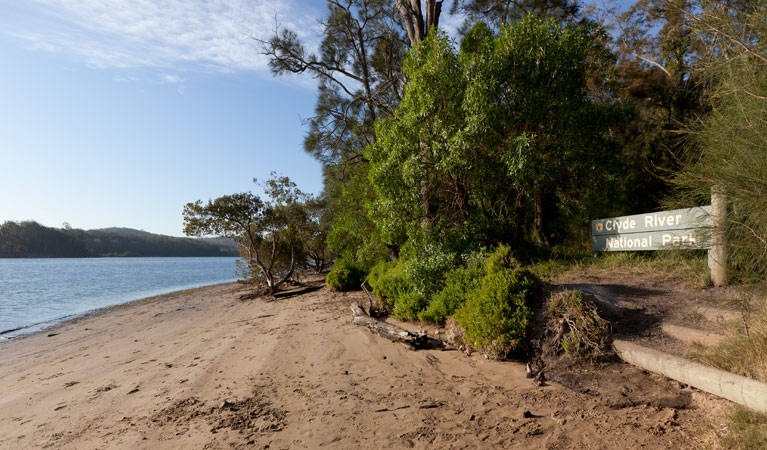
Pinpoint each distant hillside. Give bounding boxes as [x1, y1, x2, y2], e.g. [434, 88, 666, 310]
[0, 221, 239, 258]
[92, 227, 155, 236]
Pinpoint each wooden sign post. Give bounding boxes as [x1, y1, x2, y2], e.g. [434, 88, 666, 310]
[710, 189, 727, 286]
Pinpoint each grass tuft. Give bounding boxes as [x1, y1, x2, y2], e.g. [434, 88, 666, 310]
[546, 290, 611, 360]
[690, 300, 767, 383]
[715, 407, 767, 450]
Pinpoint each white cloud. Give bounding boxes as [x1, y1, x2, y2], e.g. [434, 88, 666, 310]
[3, 0, 322, 74]
[160, 73, 183, 84]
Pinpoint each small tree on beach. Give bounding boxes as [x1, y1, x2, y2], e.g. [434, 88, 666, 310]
[183, 175, 309, 293]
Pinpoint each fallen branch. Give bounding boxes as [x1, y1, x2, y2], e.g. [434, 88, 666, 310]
[273, 285, 322, 299]
[350, 302, 430, 349]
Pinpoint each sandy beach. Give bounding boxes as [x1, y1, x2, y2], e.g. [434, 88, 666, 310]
[0, 275, 716, 449]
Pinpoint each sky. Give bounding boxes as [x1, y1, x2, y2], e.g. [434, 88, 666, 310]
[0, 0, 630, 237]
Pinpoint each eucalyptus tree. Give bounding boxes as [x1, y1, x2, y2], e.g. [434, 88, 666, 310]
[260, 0, 443, 169]
[259, 1, 444, 260]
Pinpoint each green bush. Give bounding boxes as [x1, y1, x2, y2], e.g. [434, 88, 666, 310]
[393, 291, 429, 320]
[453, 248, 536, 359]
[325, 259, 366, 291]
[418, 260, 482, 323]
[366, 260, 429, 319]
[366, 260, 408, 312]
[399, 236, 458, 298]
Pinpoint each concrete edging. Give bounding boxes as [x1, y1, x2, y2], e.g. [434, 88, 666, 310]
[613, 339, 767, 413]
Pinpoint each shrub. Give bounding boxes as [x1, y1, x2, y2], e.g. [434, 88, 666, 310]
[366, 260, 409, 312]
[393, 291, 429, 320]
[418, 261, 482, 323]
[325, 259, 366, 291]
[453, 247, 536, 359]
[399, 237, 457, 298]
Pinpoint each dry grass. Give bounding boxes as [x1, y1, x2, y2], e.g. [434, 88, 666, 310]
[690, 299, 767, 383]
[707, 407, 767, 450]
[546, 289, 611, 360]
[529, 250, 710, 287]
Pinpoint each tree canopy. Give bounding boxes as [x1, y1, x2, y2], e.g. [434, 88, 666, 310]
[183, 175, 319, 292]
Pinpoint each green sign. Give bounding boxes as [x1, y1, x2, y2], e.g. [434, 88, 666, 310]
[592, 206, 711, 252]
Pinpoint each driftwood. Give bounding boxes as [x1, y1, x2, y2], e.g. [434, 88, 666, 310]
[272, 285, 322, 299]
[350, 302, 429, 349]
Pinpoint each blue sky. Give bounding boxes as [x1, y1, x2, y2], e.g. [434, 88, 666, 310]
[0, 0, 629, 237]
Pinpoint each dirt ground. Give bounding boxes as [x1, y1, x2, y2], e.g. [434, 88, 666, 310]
[0, 273, 735, 449]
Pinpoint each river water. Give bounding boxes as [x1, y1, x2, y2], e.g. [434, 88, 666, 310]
[0, 257, 239, 338]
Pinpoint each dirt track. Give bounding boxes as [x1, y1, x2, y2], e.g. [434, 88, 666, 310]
[0, 274, 727, 449]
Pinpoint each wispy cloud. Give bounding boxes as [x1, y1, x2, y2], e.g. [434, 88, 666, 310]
[160, 73, 183, 84]
[2, 0, 322, 74]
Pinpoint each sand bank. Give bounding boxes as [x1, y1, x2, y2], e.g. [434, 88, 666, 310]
[0, 276, 712, 449]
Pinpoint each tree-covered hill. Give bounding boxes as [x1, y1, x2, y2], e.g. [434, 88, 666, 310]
[0, 221, 239, 258]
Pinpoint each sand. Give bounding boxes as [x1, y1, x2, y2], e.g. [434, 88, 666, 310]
[0, 275, 714, 449]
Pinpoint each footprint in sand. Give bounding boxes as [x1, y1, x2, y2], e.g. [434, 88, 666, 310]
[94, 383, 118, 394]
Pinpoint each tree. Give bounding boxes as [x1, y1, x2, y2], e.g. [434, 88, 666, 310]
[451, 0, 580, 34]
[303, 195, 333, 273]
[260, 0, 439, 167]
[367, 17, 623, 252]
[612, 0, 707, 213]
[260, 1, 445, 262]
[183, 175, 309, 293]
[671, 0, 767, 280]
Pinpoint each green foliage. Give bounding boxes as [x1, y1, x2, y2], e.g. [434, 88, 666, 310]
[366, 260, 408, 312]
[547, 290, 611, 359]
[451, 246, 536, 358]
[301, 194, 334, 273]
[669, 1, 767, 281]
[364, 257, 435, 320]
[451, 0, 580, 35]
[366, 15, 623, 262]
[183, 174, 311, 293]
[614, 0, 707, 215]
[325, 259, 366, 291]
[399, 235, 460, 299]
[393, 291, 430, 321]
[262, 1, 412, 267]
[323, 163, 388, 266]
[418, 257, 483, 323]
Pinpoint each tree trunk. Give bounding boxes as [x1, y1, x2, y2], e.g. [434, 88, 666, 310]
[397, 0, 443, 46]
[534, 191, 550, 247]
[386, 243, 400, 261]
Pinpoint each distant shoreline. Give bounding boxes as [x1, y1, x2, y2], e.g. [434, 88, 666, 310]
[0, 221, 239, 258]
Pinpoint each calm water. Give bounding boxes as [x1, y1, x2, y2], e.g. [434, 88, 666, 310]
[0, 257, 239, 338]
